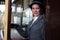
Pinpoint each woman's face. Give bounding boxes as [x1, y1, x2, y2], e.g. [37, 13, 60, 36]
[31, 4, 40, 17]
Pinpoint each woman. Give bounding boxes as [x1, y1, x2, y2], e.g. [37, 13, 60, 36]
[27, 1, 45, 40]
[13, 1, 45, 40]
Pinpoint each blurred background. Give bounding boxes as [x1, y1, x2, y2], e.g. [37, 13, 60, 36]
[0, 0, 60, 40]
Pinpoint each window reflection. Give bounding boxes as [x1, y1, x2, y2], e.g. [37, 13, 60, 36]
[0, 0, 5, 40]
[11, 0, 33, 40]
[23, 8, 32, 25]
[11, 0, 33, 25]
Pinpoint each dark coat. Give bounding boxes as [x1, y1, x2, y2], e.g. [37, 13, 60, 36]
[12, 14, 45, 40]
[27, 14, 45, 40]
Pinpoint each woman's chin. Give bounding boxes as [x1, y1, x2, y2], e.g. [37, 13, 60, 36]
[34, 14, 38, 17]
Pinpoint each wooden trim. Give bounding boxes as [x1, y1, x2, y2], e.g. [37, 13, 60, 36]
[3, 0, 11, 40]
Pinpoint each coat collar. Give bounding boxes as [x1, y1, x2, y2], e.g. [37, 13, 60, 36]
[28, 14, 43, 30]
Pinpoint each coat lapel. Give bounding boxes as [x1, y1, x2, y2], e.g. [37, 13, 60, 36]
[28, 19, 33, 29]
[28, 15, 43, 30]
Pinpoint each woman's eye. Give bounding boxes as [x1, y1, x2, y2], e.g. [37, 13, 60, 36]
[36, 8, 40, 9]
[32, 8, 34, 9]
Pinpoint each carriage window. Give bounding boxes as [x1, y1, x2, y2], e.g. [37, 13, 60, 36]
[11, 0, 33, 26]
[11, 0, 33, 40]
